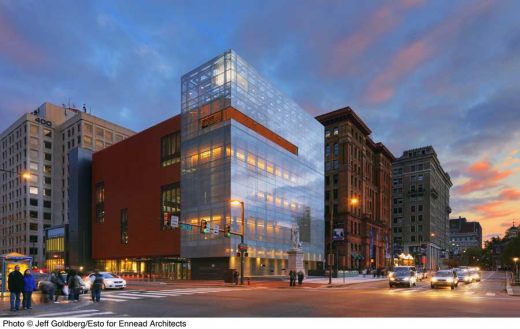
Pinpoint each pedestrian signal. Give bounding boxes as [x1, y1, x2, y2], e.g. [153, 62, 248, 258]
[200, 220, 209, 234]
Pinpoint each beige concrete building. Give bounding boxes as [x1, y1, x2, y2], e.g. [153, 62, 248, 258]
[0, 102, 134, 267]
[392, 146, 452, 270]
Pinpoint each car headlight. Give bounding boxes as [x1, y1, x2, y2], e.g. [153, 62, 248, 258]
[447, 278, 453, 282]
[432, 278, 438, 282]
[464, 276, 470, 281]
[403, 277, 410, 281]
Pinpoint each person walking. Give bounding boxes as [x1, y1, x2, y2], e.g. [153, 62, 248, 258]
[51, 271, 65, 302]
[289, 270, 296, 286]
[8, 265, 24, 312]
[22, 269, 36, 310]
[297, 270, 304, 285]
[91, 270, 103, 302]
[72, 272, 85, 302]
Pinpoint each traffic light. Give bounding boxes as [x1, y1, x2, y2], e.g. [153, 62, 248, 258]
[200, 220, 208, 234]
[225, 224, 231, 237]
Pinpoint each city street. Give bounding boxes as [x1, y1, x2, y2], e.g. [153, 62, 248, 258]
[1, 271, 519, 317]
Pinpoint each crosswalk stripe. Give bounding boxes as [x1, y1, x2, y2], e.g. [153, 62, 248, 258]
[106, 294, 142, 300]
[485, 292, 495, 296]
[75, 312, 114, 317]
[464, 291, 475, 295]
[98, 297, 127, 302]
[129, 293, 166, 298]
[35, 309, 99, 317]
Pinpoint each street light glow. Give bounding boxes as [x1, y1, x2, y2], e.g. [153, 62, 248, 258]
[21, 171, 31, 180]
[350, 197, 359, 205]
[514, 257, 519, 263]
[230, 200, 243, 206]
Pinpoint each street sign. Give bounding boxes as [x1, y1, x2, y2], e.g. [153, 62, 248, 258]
[170, 215, 179, 228]
[238, 243, 248, 251]
[213, 224, 220, 235]
[179, 223, 192, 231]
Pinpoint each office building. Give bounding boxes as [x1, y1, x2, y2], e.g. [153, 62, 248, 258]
[392, 146, 452, 270]
[449, 216, 483, 255]
[316, 107, 394, 271]
[181, 50, 324, 278]
[0, 102, 133, 268]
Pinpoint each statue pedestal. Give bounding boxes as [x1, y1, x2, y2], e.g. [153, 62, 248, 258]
[287, 249, 305, 274]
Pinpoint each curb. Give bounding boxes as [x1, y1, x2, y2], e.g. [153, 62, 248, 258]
[318, 278, 387, 288]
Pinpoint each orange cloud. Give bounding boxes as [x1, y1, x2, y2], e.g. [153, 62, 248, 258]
[499, 188, 520, 200]
[455, 160, 513, 195]
[363, 0, 494, 104]
[327, 0, 425, 76]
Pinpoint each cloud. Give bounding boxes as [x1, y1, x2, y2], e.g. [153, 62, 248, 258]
[455, 160, 513, 195]
[362, 0, 495, 104]
[499, 188, 520, 201]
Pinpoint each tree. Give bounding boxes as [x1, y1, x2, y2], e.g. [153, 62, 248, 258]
[501, 237, 520, 268]
[460, 247, 483, 266]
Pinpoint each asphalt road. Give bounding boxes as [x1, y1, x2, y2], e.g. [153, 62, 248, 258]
[3, 271, 519, 317]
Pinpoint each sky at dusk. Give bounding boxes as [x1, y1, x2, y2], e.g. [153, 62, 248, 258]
[1, 0, 519, 241]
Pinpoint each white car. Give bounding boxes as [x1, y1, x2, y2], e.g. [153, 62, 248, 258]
[87, 272, 126, 290]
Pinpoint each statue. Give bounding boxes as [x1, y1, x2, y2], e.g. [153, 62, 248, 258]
[291, 225, 301, 250]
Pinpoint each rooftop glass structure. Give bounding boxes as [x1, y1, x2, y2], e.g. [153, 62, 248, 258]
[180, 50, 324, 276]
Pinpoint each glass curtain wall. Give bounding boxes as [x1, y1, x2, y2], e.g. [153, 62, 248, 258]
[180, 50, 324, 275]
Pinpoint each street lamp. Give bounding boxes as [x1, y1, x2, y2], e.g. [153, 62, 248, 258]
[230, 199, 245, 285]
[513, 257, 519, 282]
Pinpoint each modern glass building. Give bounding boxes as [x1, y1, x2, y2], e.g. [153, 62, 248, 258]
[180, 50, 324, 278]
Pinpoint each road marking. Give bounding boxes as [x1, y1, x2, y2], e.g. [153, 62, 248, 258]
[35, 309, 100, 317]
[106, 294, 142, 299]
[75, 312, 114, 317]
[98, 297, 127, 302]
[485, 292, 496, 296]
[464, 291, 475, 295]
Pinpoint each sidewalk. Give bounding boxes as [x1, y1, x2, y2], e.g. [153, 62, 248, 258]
[126, 274, 387, 289]
[505, 271, 520, 296]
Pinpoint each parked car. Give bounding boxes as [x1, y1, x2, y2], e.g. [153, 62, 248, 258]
[87, 272, 126, 290]
[389, 267, 417, 288]
[455, 268, 472, 284]
[431, 270, 459, 289]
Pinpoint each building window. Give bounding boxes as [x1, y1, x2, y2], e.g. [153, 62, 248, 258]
[43, 213, 51, 220]
[121, 208, 128, 244]
[43, 128, 52, 137]
[333, 189, 338, 200]
[325, 129, 330, 138]
[30, 211, 38, 218]
[333, 143, 339, 157]
[95, 182, 105, 223]
[333, 127, 339, 135]
[43, 165, 51, 174]
[44, 176, 51, 185]
[30, 199, 38, 206]
[161, 183, 180, 229]
[325, 144, 330, 157]
[44, 141, 52, 149]
[29, 235, 38, 243]
[29, 186, 39, 195]
[96, 127, 104, 138]
[43, 200, 51, 208]
[161, 132, 181, 167]
[333, 174, 338, 185]
[44, 153, 52, 161]
[325, 176, 330, 185]
[418, 205, 423, 212]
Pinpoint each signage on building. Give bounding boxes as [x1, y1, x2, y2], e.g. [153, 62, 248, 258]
[179, 223, 192, 231]
[35, 117, 52, 127]
[333, 228, 344, 241]
[47, 227, 65, 238]
[170, 215, 179, 228]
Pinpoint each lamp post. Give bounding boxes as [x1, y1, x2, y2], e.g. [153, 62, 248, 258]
[513, 257, 519, 282]
[230, 200, 245, 285]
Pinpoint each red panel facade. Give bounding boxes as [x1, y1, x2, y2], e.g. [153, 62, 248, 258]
[91, 115, 181, 260]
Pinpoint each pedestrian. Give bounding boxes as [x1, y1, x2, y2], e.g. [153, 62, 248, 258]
[22, 269, 36, 310]
[289, 270, 296, 286]
[297, 271, 304, 285]
[51, 271, 65, 303]
[91, 270, 103, 302]
[8, 265, 24, 312]
[233, 270, 239, 285]
[39, 279, 55, 303]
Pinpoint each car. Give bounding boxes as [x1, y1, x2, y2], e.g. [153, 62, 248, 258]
[389, 267, 417, 288]
[87, 272, 126, 290]
[431, 270, 459, 289]
[469, 269, 481, 282]
[455, 268, 472, 284]
[416, 267, 428, 281]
